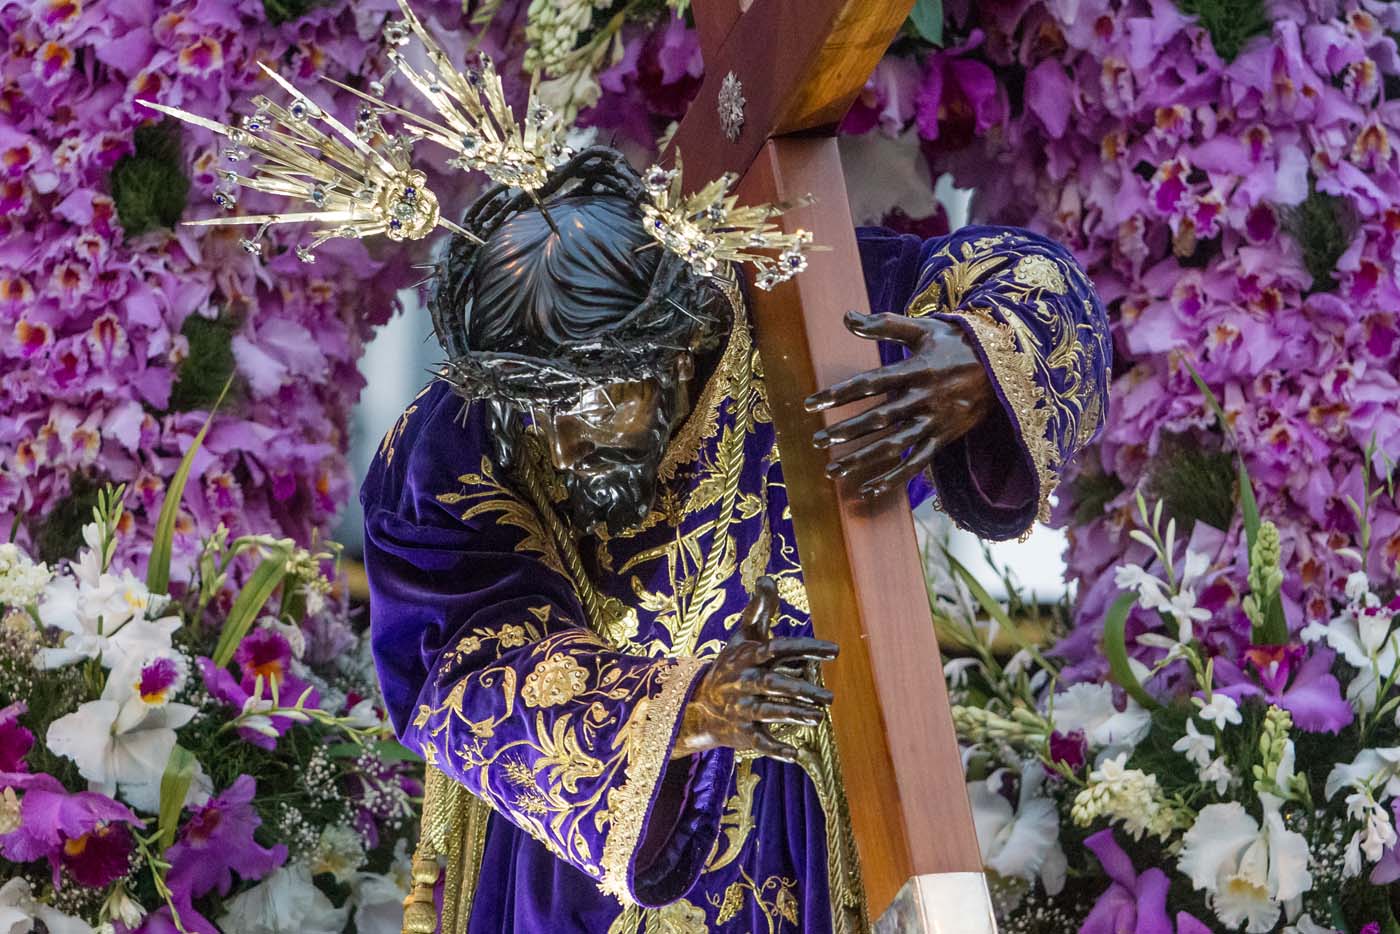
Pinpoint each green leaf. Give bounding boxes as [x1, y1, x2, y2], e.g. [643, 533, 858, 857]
[1103, 592, 1160, 710]
[156, 745, 197, 853]
[907, 0, 943, 46]
[146, 375, 232, 594]
[211, 553, 288, 668]
[327, 740, 422, 763]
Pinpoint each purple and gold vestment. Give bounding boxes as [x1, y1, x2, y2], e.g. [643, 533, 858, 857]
[362, 226, 1111, 933]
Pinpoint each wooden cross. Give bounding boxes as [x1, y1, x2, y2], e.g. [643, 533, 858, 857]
[666, 3, 997, 931]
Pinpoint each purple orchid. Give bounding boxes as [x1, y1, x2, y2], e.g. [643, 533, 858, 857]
[165, 775, 286, 915]
[0, 770, 141, 885]
[1214, 644, 1353, 733]
[1082, 830, 1213, 934]
[0, 702, 33, 772]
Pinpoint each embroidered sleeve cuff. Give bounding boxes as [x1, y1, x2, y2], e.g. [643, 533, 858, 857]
[923, 307, 1056, 541]
[599, 657, 731, 906]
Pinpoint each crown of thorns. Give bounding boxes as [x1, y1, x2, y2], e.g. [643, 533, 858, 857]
[429, 147, 734, 407]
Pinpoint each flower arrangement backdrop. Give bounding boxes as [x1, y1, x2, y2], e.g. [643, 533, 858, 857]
[5, 0, 1400, 931]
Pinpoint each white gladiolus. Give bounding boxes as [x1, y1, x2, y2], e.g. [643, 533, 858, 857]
[1197, 693, 1243, 728]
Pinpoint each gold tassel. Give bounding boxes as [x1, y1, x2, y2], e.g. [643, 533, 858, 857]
[402, 854, 442, 934]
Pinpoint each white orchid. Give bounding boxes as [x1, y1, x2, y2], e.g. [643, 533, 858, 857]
[1179, 745, 1313, 933]
[0, 877, 93, 934]
[34, 547, 179, 671]
[1050, 682, 1151, 759]
[350, 840, 412, 934]
[218, 864, 350, 934]
[1173, 717, 1216, 768]
[45, 651, 200, 812]
[1284, 915, 1340, 934]
[967, 765, 1067, 898]
[1179, 799, 1312, 932]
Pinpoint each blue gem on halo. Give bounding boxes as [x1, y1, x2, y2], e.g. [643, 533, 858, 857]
[390, 218, 403, 230]
[403, 186, 417, 201]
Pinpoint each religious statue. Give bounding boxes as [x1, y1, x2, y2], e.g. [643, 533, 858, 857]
[145, 4, 1110, 931]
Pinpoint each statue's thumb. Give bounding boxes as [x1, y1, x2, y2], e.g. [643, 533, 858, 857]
[740, 576, 779, 642]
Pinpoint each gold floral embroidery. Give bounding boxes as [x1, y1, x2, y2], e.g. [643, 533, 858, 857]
[704, 869, 800, 931]
[599, 657, 705, 901]
[1012, 253, 1068, 294]
[944, 305, 1058, 528]
[436, 455, 567, 578]
[497, 623, 528, 648]
[645, 898, 709, 934]
[521, 653, 589, 707]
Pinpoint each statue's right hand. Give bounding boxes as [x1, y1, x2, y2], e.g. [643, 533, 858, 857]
[672, 576, 838, 763]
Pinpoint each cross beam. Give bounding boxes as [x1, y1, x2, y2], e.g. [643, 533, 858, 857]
[667, 2, 996, 928]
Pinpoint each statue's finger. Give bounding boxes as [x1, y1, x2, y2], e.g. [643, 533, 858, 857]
[824, 420, 928, 479]
[757, 637, 840, 665]
[804, 358, 921, 412]
[859, 434, 941, 500]
[812, 394, 924, 449]
[751, 726, 800, 763]
[739, 575, 779, 642]
[749, 700, 826, 727]
[844, 310, 930, 346]
[758, 670, 833, 705]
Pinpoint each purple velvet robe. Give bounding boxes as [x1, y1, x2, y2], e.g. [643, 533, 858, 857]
[362, 226, 1110, 933]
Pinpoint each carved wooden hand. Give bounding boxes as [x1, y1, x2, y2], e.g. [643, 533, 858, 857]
[805, 312, 995, 499]
[672, 576, 838, 763]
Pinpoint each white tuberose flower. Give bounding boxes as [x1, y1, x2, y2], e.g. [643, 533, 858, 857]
[219, 864, 350, 934]
[1197, 693, 1242, 728]
[1178, 800, 1313, 933]
[1051, 682, 1151, 758]
[967, 765, 1067, 897]
[0, 877, 93, 934]
[1173, 718, 1216, 768]
[0, 543, 51, 607]
[45, 652, 198, 813]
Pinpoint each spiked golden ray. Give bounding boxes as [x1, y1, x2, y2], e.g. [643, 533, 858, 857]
[637, 158, 819, 290]
[137, 0, 819, 284]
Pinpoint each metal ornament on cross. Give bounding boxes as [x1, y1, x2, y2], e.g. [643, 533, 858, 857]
[665, 2, 999, 931]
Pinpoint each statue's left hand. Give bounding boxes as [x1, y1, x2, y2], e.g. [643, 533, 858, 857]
[804, 312, 994, 499]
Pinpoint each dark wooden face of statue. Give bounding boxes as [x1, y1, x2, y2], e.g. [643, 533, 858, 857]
[528, 355, 696, 535]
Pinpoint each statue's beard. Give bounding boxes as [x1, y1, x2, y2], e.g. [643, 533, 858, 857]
[559, 449, 661, 536]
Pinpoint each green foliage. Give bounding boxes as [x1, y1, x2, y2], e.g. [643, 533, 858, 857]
[34, 473, 103, 565]
[1147, 432, 1236, 532]
[1071, 465, 1125, 525]
[1175, 0, 1270, 62]
[147, 377, 230, 593]
[907, 0, 944, 46]
[1286, 182, 1356, 294]
[169, 315, 238, 413]
[1103, 591, 1160, 710]
[110, 122, 189, 239]
[262, 0, 332, 24]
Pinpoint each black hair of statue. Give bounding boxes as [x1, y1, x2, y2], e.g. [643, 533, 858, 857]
[426, 146, 731, 405]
